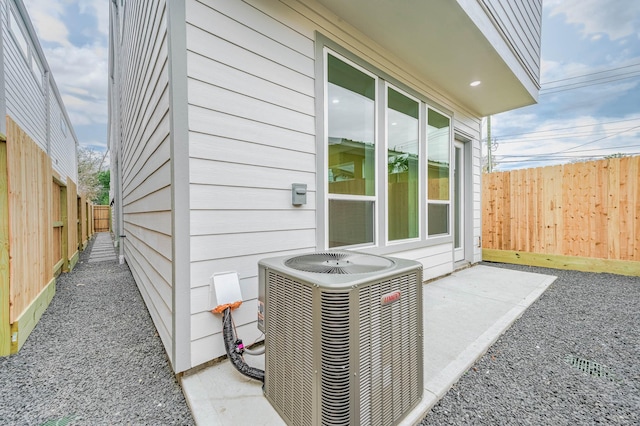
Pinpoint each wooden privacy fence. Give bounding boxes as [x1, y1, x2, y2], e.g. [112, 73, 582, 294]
[93, 205, 110, 232]
[482, 156, 640, 276]
[1, 117, 95, 356]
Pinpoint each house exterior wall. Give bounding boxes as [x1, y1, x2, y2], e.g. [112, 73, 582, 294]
[0, 0, 77, 183]
[109, 0, 539, 371]
[185, 0, 486, 366]
[2, 0, 47, 148]
[462, 0, 542, 98]
[109, 1, 175, 364]
[48, 81, 77, 182]
[479, 0, 542, 84]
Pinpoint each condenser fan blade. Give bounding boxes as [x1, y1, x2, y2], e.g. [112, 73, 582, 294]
[284, 252, 395, 274]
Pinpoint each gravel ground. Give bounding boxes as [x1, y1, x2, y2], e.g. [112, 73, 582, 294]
[421, 262, 640, 426]
[0, 236, 194, 425]
[3, 240, 638, 426]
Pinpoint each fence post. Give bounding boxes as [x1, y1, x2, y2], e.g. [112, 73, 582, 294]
[0, 137, 10, 356]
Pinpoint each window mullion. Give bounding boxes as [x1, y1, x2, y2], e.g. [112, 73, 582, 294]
[378, 79, 387, 247]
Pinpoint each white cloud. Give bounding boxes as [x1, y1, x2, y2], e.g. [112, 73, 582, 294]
[45, 44, 108, 126]
[24, 0, 109, 147]
[546, 0, 640, 41]
[490, 112, 640, 170]
[24, 0, 71, 47]
[78, 0, 109, 37]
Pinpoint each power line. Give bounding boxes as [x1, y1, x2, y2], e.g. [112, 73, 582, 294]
[540, 72, 640, 95]
[542, 69, 640, 90]
[496, 125, 640, 144]
[541, 62, 640, 85]
[496, 152, 640, 164]
[553, 125, 640, 154]
[492, 117, 640, 139]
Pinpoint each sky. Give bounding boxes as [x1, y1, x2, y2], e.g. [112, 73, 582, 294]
[488, 0, 640, 170]
[22, 0, 640, 171]
[23, 0, 108, 153]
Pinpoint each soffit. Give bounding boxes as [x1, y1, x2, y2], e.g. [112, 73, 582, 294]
[316, 0, 537, 116]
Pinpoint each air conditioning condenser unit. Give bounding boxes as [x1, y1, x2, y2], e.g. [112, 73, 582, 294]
[258, 251, 423, 426]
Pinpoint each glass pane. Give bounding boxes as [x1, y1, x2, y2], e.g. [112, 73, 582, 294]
[427, 109, 450, 201]
[388, 88, 419, 241]
[428, 203, 449, 236]
[329, 200, 375, 248]
[10, 10, 29, 59]
[328, 54, 375, 196]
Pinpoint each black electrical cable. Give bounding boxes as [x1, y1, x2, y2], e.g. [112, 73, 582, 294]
[222, 307, 265, 382]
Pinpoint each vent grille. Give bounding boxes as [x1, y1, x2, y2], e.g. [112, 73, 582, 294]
[320, 291, 352, 425]
[262, 254, 423, 426]
[285, 252, 395, 274]
[358, 271, 422, 425]
[265, 271, 314, 426]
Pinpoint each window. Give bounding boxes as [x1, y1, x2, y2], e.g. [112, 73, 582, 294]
[60, 115, 68, 136]
[9, 7, 44, 88]
[427, 109, 450, 236]
[387, 86, 419, 241]
[324, 50, 452, 249]
[31, 53, 44, 87]
[9, 9, 28, 60]
[327, 53, 377, 248]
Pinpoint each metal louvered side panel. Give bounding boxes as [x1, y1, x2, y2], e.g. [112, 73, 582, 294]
[358, 270, 422, 425]
[265, 271, 314, 426]
[320, 291, 351, 425]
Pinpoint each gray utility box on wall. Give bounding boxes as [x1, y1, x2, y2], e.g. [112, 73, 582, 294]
[258, 251, 423, 426]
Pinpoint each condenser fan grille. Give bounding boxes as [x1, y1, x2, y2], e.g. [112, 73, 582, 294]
[284, 252, 395, 274]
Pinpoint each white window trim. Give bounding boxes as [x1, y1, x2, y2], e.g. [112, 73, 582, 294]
[384, 82, 423, 246]
[324, 48, 380, 250]
[426, 105, 454, 238]
[317, 37, 455, 253]
[9, 5, 44, 90]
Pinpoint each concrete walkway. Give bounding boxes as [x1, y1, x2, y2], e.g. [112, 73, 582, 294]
[181, 265, 556, 425]
[87, 232, 117, 263]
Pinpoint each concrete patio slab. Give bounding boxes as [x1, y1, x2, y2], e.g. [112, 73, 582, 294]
[181, 264, 556, 425]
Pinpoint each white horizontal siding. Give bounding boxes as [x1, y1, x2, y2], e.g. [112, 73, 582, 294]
[481, 0, 542, 83]
[189, 106, 315, 153]
[191, 321, 262, 368]
[188, 79, 314, 135]
[2, 2, 77, 185]
[191, 229, 316, 262]
[2, 2, 47, 150]
[191, 210, 315, 236]
[186, 0, 484, 363]
[48, 86, 77, 181]
[116, 0, 174, 363]
[190, 133, 315, 170]
[190, 248, 308, 288]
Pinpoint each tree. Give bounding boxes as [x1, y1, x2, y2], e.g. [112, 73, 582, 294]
[96, 170, 110, 205]
[604, 153, 627, 159]
[78, 146, 110, 204]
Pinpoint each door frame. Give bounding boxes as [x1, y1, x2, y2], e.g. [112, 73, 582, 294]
[453, 134, 472, 264]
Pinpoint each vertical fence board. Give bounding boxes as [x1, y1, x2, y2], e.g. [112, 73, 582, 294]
[621, 156, 640, 260]
[6, 117, 54, 322]
[93, 205, 111, 232]
[483, 156, 639, 264]
[67, 178, 78, 263]
[1, 138, 10, 355]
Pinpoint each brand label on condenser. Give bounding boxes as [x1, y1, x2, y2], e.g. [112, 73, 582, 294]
[380, 290, 401, 306]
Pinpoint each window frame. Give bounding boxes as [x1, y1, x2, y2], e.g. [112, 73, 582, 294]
[8, 7, 28, 61]
[426, 106, 453, 237]
[324, 49, 380, 249]
[8, 5, 44, 90]
[317, 37, 454, 253]
[385, 82, 423, 245]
